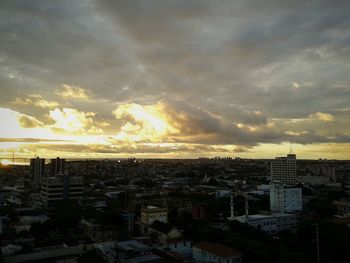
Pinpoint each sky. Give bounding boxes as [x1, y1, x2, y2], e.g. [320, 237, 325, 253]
[0, 0, 350, 160]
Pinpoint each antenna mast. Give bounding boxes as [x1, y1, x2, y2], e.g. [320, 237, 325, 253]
[289, 143, 294, 154]
[230, 193, 234, 218]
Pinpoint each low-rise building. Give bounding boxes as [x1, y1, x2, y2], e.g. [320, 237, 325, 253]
[3, 244, 88, 263]
[333, 198, 350, 217]
[141, 206, 168, 226]
[193, 241, 242, 263]
[0, 187, 16, 205]
[216, 190, 231, 198]
[81, 218, 119, 242]
[95, 240, 164, 263]
[299, 175, 330, 185]
[105, 191, 125, 199]
[166, 239, 193, 257]
[232, 213, 297, 235]
[149, 220, 182, 244]
[13, 215, 49, 234]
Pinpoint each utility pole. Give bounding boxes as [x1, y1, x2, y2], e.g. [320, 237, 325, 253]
[245, 193, 249, 220]
[316, 223, 320, 263]
[313, 223, 320, 263]
[230, 193, 234, 219]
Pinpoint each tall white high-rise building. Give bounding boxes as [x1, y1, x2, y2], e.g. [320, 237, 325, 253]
[271, 153, 297, 185]
[270, 182, 302, 213]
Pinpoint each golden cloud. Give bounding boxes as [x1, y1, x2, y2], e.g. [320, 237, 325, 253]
[12, 94, 59, 108]
[309, 112, 335, 122]
[49, 108, 103, 135]
[291, 81, 301, 89]
[57, 84, 90, 100]
[18, 115, 44, 128]
[112, 103, 171, 142]
[47, 107, 110, 136]
[0, 107, 49, 141]
[112, 99, 230, 144]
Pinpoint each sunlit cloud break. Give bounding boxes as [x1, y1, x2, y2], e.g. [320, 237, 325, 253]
[56, 84, 90, 100]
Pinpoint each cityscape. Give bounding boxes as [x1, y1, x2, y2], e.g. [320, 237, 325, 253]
[1, 1, 350, 263]
[1, 155, 350, 262]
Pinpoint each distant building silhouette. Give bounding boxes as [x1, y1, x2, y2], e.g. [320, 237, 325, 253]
[50, 157, 65, 176]
[30, 157, 45, 185]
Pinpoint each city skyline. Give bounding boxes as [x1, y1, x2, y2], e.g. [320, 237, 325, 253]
[1, 0, 350, 160]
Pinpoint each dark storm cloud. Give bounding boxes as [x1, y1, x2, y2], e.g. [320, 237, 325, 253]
[0, 0, 349, 149]
[95, 0, 350, 118]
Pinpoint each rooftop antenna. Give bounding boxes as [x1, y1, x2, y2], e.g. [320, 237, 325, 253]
[230, 193, 234, 219]
[127, 182, 134, 238]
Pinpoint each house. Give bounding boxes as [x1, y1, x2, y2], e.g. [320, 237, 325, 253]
[231, 213, 297, 235]
[81, 218, 118, 242]
[141, 206, 168, 225]
[95, 240, 164, 263]
[153, 248, 189, 263]
[193, 241, 242, 263]
[148, 220, 182, 244]
[141, 206, 168, 234]
[333, 198, 350, 217]
[167, 239, 193, 257]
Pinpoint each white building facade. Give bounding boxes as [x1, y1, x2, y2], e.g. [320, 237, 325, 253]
[270, 182, 302, 213]
[233, 213, 297, 235]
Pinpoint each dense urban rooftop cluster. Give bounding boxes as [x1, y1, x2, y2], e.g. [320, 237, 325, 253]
[0, 156, 350, 263]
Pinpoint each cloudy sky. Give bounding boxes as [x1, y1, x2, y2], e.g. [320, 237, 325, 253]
[0, 0, 349, 160]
